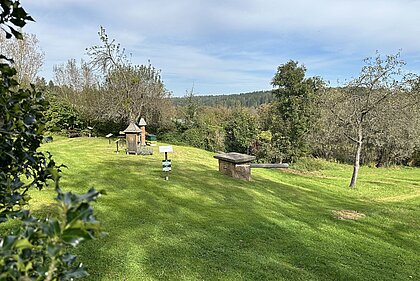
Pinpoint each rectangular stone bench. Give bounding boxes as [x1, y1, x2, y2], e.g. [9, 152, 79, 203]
[214, 152, 256, 181]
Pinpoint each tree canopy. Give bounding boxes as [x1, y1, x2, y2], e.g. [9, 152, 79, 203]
[270, 60, 324, 162]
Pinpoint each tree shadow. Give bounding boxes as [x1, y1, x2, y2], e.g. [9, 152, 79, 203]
[41, 146, 419, 281]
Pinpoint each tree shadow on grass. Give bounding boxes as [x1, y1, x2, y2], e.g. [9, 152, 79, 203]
[54, 155, 419, 281]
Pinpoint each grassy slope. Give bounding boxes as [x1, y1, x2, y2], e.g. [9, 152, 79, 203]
[27, 137, 420, 280]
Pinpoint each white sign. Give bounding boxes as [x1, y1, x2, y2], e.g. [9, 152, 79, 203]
[162, 160, 172, 172]
[159, 146, 173, 153]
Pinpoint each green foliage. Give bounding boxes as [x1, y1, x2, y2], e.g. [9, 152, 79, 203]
[224, 108, 257, 153]
[166, 96, 262, 154]
[168, 106, 227, 152]
[0, 188, 104, 280]
[289, 157, 333, 172]
[0, 63, 103, 279]
[0, 0, 33, 40]
[250, 130, 278, 163]
[0, 62, 56, 221]
[93, 118, 126, 136]
[158, 131, 184, 144]
[271, 60, 324, 162]
[182, 125, 225, 152]
[45, 97, 83, 133]
[257, 130, 272, 143]
[171, 90, 275, 108]
[1, 2, 103, 279]
[183, 127, 204, 148]
[183, 87, 199, 128]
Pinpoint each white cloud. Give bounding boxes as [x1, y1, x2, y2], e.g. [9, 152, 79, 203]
[19, 0, 420, 95]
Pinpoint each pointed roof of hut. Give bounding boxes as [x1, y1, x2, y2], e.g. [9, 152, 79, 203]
[138, 117, 147, 126]
[123, 121, 141, 133]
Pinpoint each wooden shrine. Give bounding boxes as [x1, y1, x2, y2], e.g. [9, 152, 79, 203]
[123, 121, 142, 154]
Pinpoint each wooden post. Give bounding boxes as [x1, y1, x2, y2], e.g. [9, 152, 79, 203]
[141, 126, 146, 146]
[138, 118, 147, 146]
[164, 152, 168, 180]
[159, 146, 173, 181]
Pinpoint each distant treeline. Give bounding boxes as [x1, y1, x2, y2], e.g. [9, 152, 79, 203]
[171, 90, 275, 108]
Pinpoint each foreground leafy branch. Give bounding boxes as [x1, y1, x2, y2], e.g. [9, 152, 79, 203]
[0, 62, 57, 222]
[1, 1, 105, 279]
[0, 0, 33, 39]
[0, 188, 105, 280]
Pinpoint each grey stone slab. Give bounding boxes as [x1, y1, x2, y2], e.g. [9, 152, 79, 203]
[214, 152, 256, 164]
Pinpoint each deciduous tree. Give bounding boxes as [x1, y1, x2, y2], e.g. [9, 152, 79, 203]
[0, 32, 44, 86]
[87, 27, 172, 131]
[326, 52, 419, 188]
[51, 59, 102, 131]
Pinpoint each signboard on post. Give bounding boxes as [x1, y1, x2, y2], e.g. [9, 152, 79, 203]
[106, 133, 113, 144]
[162, 160, 171, 172]
[159, 146, 173, 180]
[159, 146, 173, 153]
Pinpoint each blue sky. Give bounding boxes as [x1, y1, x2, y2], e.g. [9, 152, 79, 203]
[22, 0, 420, 97]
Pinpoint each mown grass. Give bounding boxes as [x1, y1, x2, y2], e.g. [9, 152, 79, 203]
[18, 137, 420, 280]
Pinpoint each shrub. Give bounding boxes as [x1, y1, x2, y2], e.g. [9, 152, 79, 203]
[45, 98, 84, 133]
[290, 157, 331, 172]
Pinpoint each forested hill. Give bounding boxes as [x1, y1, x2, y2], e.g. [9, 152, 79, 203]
[171, 90, 275, 108]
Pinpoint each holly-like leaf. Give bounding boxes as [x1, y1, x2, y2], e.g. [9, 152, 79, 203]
[8, 25, 23, 39]
[62, 228, 90, 247]
[13, 238, 32, 250]
[62, 265, 89, 280]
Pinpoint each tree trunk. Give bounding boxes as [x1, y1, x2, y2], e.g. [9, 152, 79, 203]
[349, 142, 362, 188]
[349, 125, 363, 188]
[375, 148, 384, 168]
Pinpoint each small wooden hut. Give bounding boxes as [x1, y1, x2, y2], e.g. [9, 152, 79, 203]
[123, 121, 142, 154]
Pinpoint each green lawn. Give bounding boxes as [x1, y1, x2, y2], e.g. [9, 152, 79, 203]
[25, 137, 420, 280]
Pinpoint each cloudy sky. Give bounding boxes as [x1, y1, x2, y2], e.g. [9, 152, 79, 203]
[22, 0, 420, 96]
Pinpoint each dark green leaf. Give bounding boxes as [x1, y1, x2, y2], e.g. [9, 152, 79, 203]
[62, 228, 91, 246]
[9, 26, 23, 39]
[63, 266, 89, 280]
